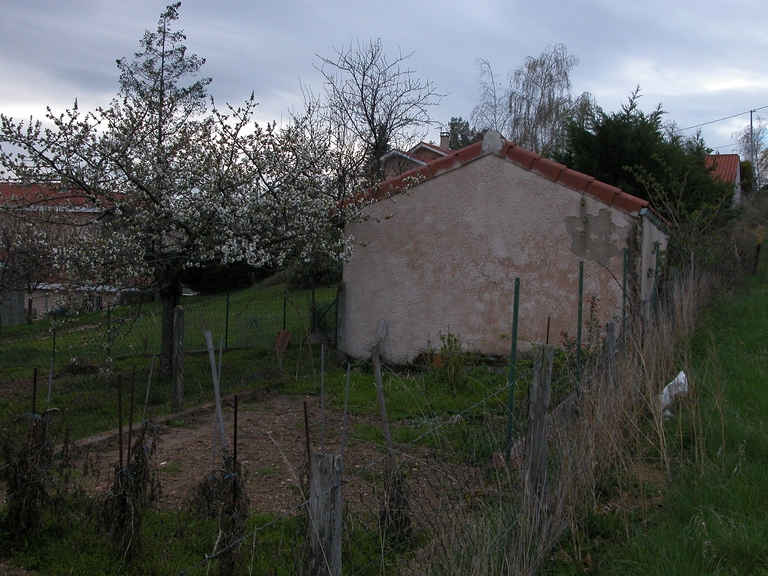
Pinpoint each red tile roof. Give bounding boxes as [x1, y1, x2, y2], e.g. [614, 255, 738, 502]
[366, 138, 649, 216]
[0, 183, 111, 211]
[704, 154, 740, 184]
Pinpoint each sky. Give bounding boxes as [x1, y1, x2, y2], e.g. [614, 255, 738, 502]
[1, 0, 766, 155]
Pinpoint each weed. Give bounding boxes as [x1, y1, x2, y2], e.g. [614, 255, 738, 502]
[0, 410, 76, 541]
[188, 456, 249, 575]
[427, 328, 472, 394]
[100, 422, 160, 561]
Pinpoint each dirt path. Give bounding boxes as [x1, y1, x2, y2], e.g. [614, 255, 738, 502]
[85, 389, 384, 513]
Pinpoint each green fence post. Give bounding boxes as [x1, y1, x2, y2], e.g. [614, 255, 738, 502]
[283, 287, 287, 332]
[504, 277, 521, 464]
[576, 261, 584, 386]
[225, 291, 230, 350]
[47, 327, 56, 408]
[311, 284, 316, 334]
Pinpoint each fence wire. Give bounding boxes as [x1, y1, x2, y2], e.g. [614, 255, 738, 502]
[0, 283, 338, 439]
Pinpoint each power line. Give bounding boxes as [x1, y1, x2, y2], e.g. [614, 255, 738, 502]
[679, 105, 768, 131]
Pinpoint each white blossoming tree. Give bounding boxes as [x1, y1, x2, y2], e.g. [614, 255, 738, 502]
[0, 3, 343, 379]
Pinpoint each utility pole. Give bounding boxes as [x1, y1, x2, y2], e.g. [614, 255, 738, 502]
[750, 109, 756, 192]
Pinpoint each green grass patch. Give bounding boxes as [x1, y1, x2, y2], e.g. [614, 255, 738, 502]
[544, 275, 768, 575]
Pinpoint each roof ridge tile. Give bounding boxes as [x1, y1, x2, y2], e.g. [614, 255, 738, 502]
[360, 136, 651, 217]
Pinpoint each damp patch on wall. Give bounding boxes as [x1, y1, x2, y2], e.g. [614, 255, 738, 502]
[564, 208, 625, 265]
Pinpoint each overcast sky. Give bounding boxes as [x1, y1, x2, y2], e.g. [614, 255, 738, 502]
[1, 0, 766, 155]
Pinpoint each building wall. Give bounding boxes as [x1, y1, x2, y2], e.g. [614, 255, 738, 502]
[0, 291, 26, 327]
[341, 153, 657, 363]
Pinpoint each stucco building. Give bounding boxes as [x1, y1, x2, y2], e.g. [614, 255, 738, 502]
[338, 131, 667, 363]
[0, 183, 118, 324]
[704, 153, 742, 204]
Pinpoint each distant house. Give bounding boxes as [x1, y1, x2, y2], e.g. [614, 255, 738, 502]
[0, 183, 117, 324]
[338, 131, 667, 364]
[705, 153, 741, 204]
[380, 133, 451, 180]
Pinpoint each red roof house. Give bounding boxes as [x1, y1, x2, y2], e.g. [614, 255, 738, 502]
[0, 183, 116, 324]
[380, 137, 451, 180]
[705, 154, 741, 204]
[339, 131, 667, 363]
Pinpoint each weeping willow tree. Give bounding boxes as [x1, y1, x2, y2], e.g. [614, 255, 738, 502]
[472, 44, 593, 157]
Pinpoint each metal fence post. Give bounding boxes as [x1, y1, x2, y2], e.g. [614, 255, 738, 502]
[46, 327, 56, 408]
[652, 243, 661, 311]
[283, 287, 287, 332]
[504, 277, 520, 464]
[106, 303, 111, 358]
[225, 291, 230, 350]
[311, 284, 316, 334]
[172, 305, 184, 413]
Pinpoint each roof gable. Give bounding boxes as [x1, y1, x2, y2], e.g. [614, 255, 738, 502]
[704, 154, 740, 184]
[368, 132, 648, 216]
[406, 141, 449, 162]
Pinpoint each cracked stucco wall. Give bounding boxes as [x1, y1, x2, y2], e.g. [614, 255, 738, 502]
[340, 153, 659, 363]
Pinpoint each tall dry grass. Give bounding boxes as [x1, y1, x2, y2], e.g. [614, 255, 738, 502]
[434, 262, 718, 574]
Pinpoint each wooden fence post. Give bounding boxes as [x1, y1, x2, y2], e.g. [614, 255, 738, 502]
[604, 321, 616, 385]
[525, 344, 554, 504]
[308, 452, 342, 576]
[371, 321, 394, 470]
[171, 305, 184, 413]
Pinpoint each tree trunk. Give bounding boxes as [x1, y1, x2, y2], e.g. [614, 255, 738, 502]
[159, 279, 182, 380]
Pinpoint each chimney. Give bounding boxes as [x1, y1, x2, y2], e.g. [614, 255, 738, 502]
[440, 130, 450, 150]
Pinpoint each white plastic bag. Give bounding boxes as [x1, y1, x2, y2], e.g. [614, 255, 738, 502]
[659, 371, 688, 418]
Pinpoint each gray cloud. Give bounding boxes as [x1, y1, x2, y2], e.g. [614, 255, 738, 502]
[1, 0, 765, 151]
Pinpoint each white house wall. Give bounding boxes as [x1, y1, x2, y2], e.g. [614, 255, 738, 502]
[341, 153, 642, 364]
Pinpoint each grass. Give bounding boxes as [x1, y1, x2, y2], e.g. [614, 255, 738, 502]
[0, 282, 337, 379]
[0, 281, 337, 439]
[542, 273, 768, 575]
[5, 269, 733, 576]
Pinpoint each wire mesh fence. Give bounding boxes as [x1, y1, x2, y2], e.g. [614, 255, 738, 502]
[0, 283, 338, 439]
[0, 259, 641, 574]
[173, 364, 576, 575]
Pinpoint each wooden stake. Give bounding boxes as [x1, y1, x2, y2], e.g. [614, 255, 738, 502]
[142, 355, 155, 422]
[233, 395, 238, 465]
[371, 321, 394, 471]
[525, 345, 554, 502]
[308, 453, 343, 576]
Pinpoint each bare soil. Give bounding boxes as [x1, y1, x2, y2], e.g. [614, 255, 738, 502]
[82, 388, 384, 513]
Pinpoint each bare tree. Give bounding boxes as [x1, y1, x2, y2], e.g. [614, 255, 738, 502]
[472, 44, 593, 157]
[316, 38, 443, 184]
[471, 59, 512, 135]
[733, 116, 768, 191]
